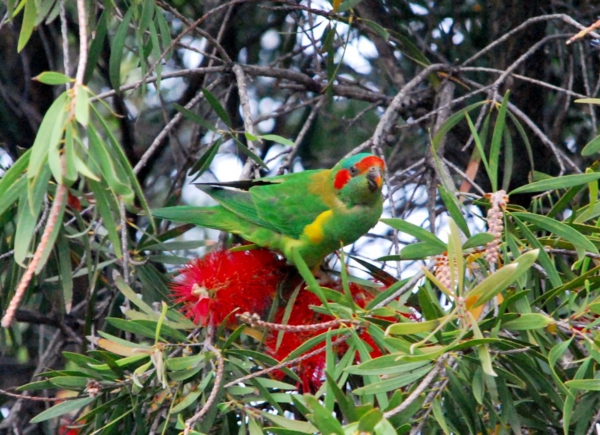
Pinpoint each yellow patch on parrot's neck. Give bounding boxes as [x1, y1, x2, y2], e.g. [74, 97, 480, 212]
[303, 209, 334, 243]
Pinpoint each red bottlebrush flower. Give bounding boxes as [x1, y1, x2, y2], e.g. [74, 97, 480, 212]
[265, 280, 421, 392]
[265, 290, 331, 393]
[171, 249, 285, 326]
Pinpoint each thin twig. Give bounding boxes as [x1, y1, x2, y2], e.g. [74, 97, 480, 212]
[133, 77, 224, 175]
[233, 64, 262, 179]
[462, 14, 597, 66]
[184, 344, 225, 434]
[237, 312, 360, 331]
[373, 265, 430, 309]
[2, 184, 67, 327]
[383, 353, 450, 418]
[279, 96, 326, 174]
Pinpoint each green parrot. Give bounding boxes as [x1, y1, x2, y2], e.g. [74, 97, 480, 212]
[152, 153, 385, 268]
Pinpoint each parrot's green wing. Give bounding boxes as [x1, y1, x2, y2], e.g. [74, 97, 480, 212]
[250, 170, 332, 238]
[195, 184, 277, 231]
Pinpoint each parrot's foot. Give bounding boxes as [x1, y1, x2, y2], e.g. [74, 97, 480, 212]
[312, 267, 336, 287]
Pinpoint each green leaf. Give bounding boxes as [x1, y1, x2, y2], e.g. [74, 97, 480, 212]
[502, 313, 554, 330]
[512, 215, 562, 288]
[386, 318, 441, 335]
[88, 179, 122, 258]
[189, 139, 221, 179]
[574, 98, 600, 105]
[509, 173, 600, 195]
[34, 71, 73, 85]
[358, 408, 383, 432]
[512, 211, 598, 258]
[548, 338, 573, 397]
[462, 233, 495, 249]
[90, 105, 154, 226]
[439, 184, 470, 237]
[75, 85, 90, 127]
[202, 88, 231, 127]
[398, 242, 445, 259]
[174, 103, 217, 133]
[109, 7, 133, 91]
[234, 139, 269, 170]
[466, 249, 539, 310]
[304, 395, 345, 435]
[259, 412, 317, 433]
[489, 92, 510, 191]
[565, 379, 600, 391]
[28, 91, 69, 181]
[88, 127, 135, 203]
[432, 101, 487, 151]
[166, 354, 204, 371]
[381, 218, 446, 249]
[49, 376, 89, 389]
[17, 0, 36, 52]
[353, 365, 433, 395]
[260, 134, 295, 147]
[30, 396, 96, 423]
[337, 0, 364, 12]
[171, 391, 201, 413]
[431, 397, 452, 435]
[346, 357, 430, 376]
[57, 233, 73, 312]
[361, 19, 389, 41]
[63, 125, 78, 184]
[84, 9, 108, 83]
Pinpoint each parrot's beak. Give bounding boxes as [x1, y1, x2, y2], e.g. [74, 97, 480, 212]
[367, 167, 383, 192]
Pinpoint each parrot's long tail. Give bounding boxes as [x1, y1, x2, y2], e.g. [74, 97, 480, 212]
[152, 205, 254, 234]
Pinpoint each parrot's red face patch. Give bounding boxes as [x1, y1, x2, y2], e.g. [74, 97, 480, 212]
[355, 155, 385, 173]
[334, 169, 352, 189]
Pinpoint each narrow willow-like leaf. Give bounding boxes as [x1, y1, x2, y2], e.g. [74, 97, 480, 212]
[30, 396, 96, 423]
[432, 101, 487, 151]
[56, 233, 73, 312]
[510, 173, 600, 195]
[463, 233, 495, 249]
[109, 7, 133, 91]
[381, 218, 446, 249]
[202, 88, 231, 127]
[34, 71, 73, 85]
[502, 313, 554, 330]
[260, 134, 295, 147]
[386, 318, 441, 335]
[234, 138, 270, 170]
[465, 113, 492, 185]
[88, 179, 122, 258]
[84, 9, 108, 83]
[75, 85, 90, 126]
[512, 211, 598, 258]
[439, 184, 470, 237]
[489, 92, 510, 192]
[469, 250, 539, 309]
[353, 365, 432, 395]
[189, 139, 222, 179]
[28, 91, 69, 181]
[17, 0, 36, 52]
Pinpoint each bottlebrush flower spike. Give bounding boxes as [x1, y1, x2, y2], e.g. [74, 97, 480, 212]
[171, 249, 285, 326]
[485, 190, 508, 266]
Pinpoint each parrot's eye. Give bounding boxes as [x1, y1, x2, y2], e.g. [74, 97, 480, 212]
[349, 165, 359, 176]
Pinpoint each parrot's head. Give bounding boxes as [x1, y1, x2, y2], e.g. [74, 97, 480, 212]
[330, 153, 385, 206]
